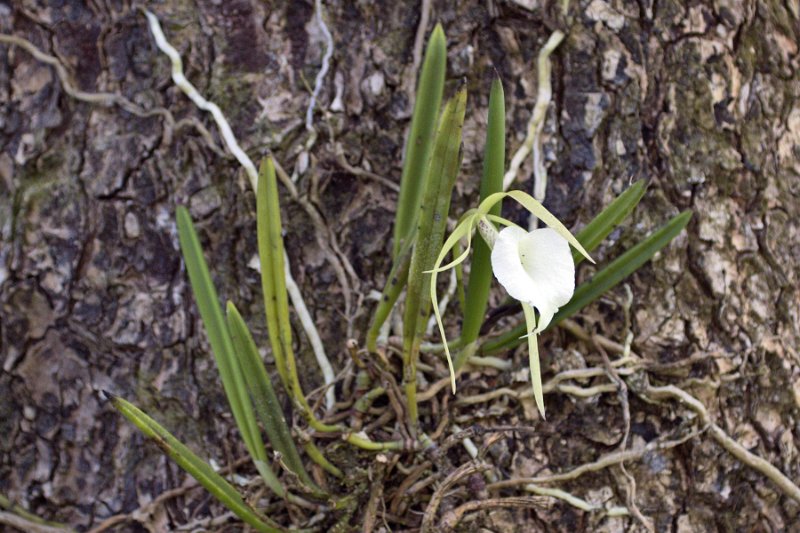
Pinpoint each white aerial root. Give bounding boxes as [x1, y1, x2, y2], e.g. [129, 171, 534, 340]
[0, 33, 171, 121]
[144, 10, 336, 403]
[305, 0, 334, 133]
[284, 256, 336, 411]
[403, 0, 433, 98]
[527, 30, 563, 229]
[294, 0, 334, 180]
[646, 384, 800, 504]
[0, 34, 127, 108]
[524, 485, 630, 516]
[524, 484, 630, 516]
[451, 424, 479, 459]
[502, 30, 565, 228]
[144, 10, 258, 191]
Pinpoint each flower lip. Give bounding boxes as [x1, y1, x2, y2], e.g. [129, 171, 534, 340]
[491, 226, 575, 333]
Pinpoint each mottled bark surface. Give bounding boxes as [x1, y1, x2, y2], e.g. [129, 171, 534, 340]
[1, 0, 799, 531]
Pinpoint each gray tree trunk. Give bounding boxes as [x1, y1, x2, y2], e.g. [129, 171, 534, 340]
[1, 0, 799, 531]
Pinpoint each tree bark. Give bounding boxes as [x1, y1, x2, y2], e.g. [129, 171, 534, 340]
[1, 0, 798, 530]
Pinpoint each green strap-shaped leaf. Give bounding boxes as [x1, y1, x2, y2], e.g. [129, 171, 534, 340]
[176, 206, 269, 478]
[370, 24, 448, 338]
[458, 77, 505, 369]
[256, 158, 293, 392]
[557, 210, 692, 321]
[226, 302, 314, 490]
[572, 180, 646, 264]
[256, 159, 340, 435]
[481, 210, 692, 354]
[108, 393, 285, 533]
[392, 24, 446, 259]
[403, 87, 467, 425]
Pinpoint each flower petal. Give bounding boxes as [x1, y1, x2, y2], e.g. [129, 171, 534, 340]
[491, 226, 576, 333]
[517, 228, 575, 332]
[491, 226, 534, 303]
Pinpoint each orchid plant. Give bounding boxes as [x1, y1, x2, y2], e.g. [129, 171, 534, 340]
[104, 13, 691, 530]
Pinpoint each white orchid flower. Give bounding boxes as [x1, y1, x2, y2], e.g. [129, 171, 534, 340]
[429, 190, 593, 418]
[491, 226, 575, 334]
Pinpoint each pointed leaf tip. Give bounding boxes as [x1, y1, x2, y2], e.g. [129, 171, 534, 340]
[100, 390, 117, 402]
[491, 74, 503, 90]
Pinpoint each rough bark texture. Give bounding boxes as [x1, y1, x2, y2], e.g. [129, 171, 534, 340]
[1, 0, 799, 531]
